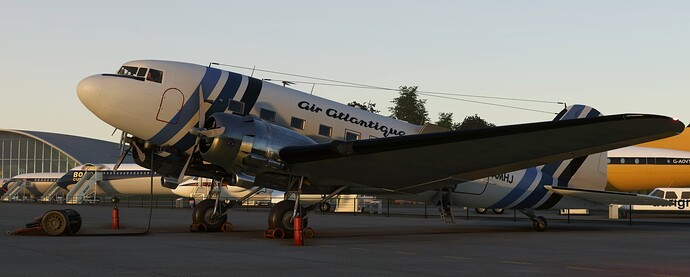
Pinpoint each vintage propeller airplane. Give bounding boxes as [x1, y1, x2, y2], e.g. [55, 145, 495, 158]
[76, 60, 684, 235]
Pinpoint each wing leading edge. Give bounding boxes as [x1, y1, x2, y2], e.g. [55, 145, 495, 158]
[280, 114, 684, 194]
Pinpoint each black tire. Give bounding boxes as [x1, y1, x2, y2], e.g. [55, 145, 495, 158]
[319, 202, 331, 212]
[475, 208, 488, 214]
[41, 210, 70, 236]
[493, 208, 505, 214]
[532, 216, 547, 232]
[63, 209, 82, 234]
[268, 200, 308, 237]
[192, 199, 227, 232]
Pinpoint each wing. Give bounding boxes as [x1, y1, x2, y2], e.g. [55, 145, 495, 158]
[280, 114, 684, 194]
[545, 186, 672, 205]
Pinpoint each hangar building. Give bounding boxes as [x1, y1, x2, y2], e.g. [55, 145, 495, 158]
[0, 129, 127, 179]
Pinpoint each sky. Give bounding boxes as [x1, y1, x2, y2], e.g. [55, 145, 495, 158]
[1, 1, 689, 143]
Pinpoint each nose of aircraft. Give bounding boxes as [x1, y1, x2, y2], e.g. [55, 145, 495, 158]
[76, 75, 102, 110]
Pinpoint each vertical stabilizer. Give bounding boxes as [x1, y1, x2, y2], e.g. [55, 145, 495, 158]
[546, 105, 608, 190]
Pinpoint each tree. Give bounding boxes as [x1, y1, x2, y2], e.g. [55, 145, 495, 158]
[454, 114, 496, 130]
[347, 100, 380, 113]
[388, 86, 429, 125]
[435, 112, 454, 129]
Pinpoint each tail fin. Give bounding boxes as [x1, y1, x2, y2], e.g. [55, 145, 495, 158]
[545, 105, 608, 190]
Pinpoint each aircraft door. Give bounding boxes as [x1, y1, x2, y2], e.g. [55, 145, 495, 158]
[156, 88, 184, 124]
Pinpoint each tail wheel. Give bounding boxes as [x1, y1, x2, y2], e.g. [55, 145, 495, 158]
[493, 208, 505, 214]
[192, 199, 227, 232]
[41, 210, 70, 236]
[532, 216, 547, 232]
[268, 200, 308, 238]
[475, 208, 488, 214]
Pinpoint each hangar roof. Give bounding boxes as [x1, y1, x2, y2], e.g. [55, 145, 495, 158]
[2, 129, 132, 164]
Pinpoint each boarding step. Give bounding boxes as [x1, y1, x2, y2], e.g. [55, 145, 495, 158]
[65, 172, 100, 204]
[1, 181, 27, 202]
[40, 181, 65, 203]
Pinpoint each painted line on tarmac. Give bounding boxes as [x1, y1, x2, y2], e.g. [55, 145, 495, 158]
[351, 247, 371, 251]
[443, 255, 471, 260]
[501, 261, 532, 265]
[395, 251, 417, 255]
[566, 266, 602, 271]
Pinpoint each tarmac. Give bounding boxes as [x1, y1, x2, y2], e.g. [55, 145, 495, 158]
[1, 202, 690, 276]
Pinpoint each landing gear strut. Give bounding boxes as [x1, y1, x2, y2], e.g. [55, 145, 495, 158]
[267, 200, 308, 237]
[520, 208, 547, 232]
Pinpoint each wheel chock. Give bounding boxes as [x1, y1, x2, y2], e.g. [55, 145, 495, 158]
[264, 228, 285, 239]
[221, 223, 233, 232]
[189, 223, 208, 232]
[303, 227, 315, 239]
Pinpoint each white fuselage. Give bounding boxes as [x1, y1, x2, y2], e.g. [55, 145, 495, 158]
[77, 60, 607, 210]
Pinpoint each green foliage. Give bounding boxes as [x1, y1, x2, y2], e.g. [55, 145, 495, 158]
[454, 114, 496, 130]
[435, 112, 454, 129]
[388, 86, 429, 125]
[347, 100, 380, 113]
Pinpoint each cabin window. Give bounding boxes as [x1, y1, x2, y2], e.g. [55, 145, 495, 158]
[651, 190, 664, 198]
[260, 109, 276, 122]
[681, 192, 690, 199]
[291, 117, 306, 130]
[665, 191, 678, 199]
[345, 130, 360, 141]
[318, 125, 332, 137]
[147, 69, 163, 83]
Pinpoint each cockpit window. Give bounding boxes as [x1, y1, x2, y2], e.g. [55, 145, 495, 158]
[136, 67, 148, 77]
[146, 69, 163, 83]
[115, 66, 163, 83]
[118, 66, 138, 76]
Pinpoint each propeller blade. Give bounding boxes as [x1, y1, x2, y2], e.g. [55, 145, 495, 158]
[133, 142, 146, 163]
[198, 85, 205, 129]
[113, 144, 132, 171]
[178, 140, 199, 183]
[199, 127, 225, 138]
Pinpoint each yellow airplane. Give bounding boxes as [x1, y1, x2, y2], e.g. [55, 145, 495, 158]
[607, 126, 690, 192]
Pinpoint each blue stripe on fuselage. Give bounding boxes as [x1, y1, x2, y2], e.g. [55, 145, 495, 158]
[489, 167, 538, 208]
[149, 68, 222, 146]
[171, 71, 243, 151]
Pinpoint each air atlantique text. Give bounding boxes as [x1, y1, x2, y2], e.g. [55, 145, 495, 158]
[298, 101, 406, 137]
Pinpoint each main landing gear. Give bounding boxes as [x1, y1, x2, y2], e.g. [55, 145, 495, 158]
[520, 208, 547, 232]
[189, 180, 265, 233]
[264, 178, 345, 240]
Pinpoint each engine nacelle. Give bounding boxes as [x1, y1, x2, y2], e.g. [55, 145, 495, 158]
[199, 113, 317, 177]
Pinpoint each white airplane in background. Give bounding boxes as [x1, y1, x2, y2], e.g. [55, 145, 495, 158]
[76, 60, 684, 235]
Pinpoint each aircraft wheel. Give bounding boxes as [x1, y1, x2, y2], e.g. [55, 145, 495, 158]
[492, 208, 505, 214]
[192, 199, 227, 232]
[268, 200, 308, 238]
[41, 210, 70, 236]
[532, 216, 547, 232]
[319, 202, 331, 212]
[475, 208, 488, 214]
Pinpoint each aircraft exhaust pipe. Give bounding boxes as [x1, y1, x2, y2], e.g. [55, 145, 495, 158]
[160, 176, 180, 189]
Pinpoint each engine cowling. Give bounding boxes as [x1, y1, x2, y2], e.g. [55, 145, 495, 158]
[199, 113, 316, 177]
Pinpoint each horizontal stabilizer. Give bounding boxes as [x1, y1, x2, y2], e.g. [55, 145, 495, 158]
[545, 186, 672, 205]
